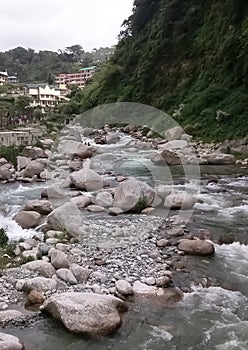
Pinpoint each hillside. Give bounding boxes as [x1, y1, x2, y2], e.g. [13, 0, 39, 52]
[72, 0, 248, 142]
[0, 45, 114, 83]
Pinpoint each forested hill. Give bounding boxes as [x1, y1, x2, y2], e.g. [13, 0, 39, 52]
[74, 0, 248, 141]
[0, 45, 114, 83]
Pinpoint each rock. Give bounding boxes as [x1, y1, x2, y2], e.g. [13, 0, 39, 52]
[0, 332, 24, 350]
[156, 185, 171, 199]
[109, 207, 124, 216]
[17, 156, 31, 172]
[57, 140, 94, 159]
[157, 239, 169, 247]
[178, 239, 215, 256]
[69, 160, 83, 172]
[22, 260, 56, 278]
[22, 249, 38, 259]
[160, 149, 182, 165]
[22, 160, 45, 178]
[164, 126, 184, 141]
[164, 193, 196, 210]
[47, 202, 83, 237]
[156, 276, 171, 287]
[0, 310, 23, 322]
[70, 247, 85, 256]
[14, 211, 42, 229]
[17, 277, 57, 293]
[159, 140, 188, 150]
[141, 207, 155, 215]
[24, 199, 53, 215]
[133, 281, 158, 297]
[22, 146, 47, 159]
[115, 280, 133, 295]
[0, 165, 13, 181]
[145, 277, 156, 285]
[133, 282, 182, 303]
[70, 167, 103, 191]
[69, 264, 90, 283]
[93, 191, 113, 207]
[26, 290, 46, 305]
[70, 195, 91, 208]
[113, 178, 155, 212]
[87, 205, 105, 212]
[56, 268, 77, 285]
[203, 153, 236, 165]
[40, 292, 127, 336]
[50, 249, 70, 269]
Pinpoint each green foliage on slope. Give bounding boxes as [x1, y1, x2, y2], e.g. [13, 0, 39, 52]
[72, 0, 248, 141]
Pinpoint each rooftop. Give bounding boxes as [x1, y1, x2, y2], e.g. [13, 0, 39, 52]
[80, 66, 96, 71]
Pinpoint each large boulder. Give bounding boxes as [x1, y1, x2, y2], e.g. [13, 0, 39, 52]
[0, 165, 13, 181]
[24, 199, 53, 215]
[57, 140, 95, 159]
[22, 160, 45, 178]
[178, 239, 215, 256]
[160, 149, 182, 165]
[70, 195, 91, 208]
[164, 126, 184, 141]
[0, 332, 24, 350]
[16, 277, 57, 293]
[203, 153, 236, 165]
[40, 292, 127, 336]
[93, 191, 113, 207]
[70, 167, 103, 191]
[47, 202, 84, 237]
[113, 178, 155, 212]
[164, 193, 196, 210]
[17, 156, 31, 171]
[50, 249, 70, 269]
[22, 146, 47, 159]
[14, 210, 42, 229]
[22, 260, 56, 278]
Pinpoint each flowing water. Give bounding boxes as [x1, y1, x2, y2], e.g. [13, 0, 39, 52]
[1, 134, 248, 349]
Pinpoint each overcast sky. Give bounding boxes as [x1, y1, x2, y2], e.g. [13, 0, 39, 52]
[0, 0, 134, 53]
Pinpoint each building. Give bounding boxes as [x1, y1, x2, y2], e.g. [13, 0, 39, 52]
[55, 66, 96, 88]
[25, 83, 62, 109]
[0, 71, 8, 85]
[0, 127, 43, 147]
[7, 75, 19, 84]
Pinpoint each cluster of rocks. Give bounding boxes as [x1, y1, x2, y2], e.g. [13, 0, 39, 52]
[0, 212, 215, 346]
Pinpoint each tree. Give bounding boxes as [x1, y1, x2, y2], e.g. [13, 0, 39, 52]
[14, 95, 31, 114]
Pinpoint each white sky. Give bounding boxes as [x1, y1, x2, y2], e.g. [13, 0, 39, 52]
[0, 0, 134, 52]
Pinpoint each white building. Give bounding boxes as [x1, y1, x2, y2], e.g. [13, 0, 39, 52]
[0, 128, 43, 147]
[25, 83, 61, 109]
[0, 71, 8, 85]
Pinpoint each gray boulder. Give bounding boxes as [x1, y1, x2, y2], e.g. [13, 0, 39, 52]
[178, 239, 215, 256]
[113, 178, 155, 212]
[69, 264, 90, 283]
[47, 202, 83, 237]
[93, 191, 113, 207]
[56, 268, 77, 285]
[0, 165, 13, 181]
[22, 260, 56, 278]
[0, 332, 24, 350]
[14, 210, 42, 229]
[24, 199, 53, 215]
[22, 160, 45, 178]
[164, 126, 184, 141]
[40, 292, 127, 336]
[22, 146, 47, 159]
[164, 193, 196, 210]
[50, 249, 70, 269]
[70, 167, 103, 191]
[17, 277, 57, 293]
[203, 153, 236, 165]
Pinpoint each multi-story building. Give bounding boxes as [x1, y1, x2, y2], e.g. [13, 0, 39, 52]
[0, 71, 8, 85]
[55, 66, 96, 88]
[25, 83, 61, 109]
[7, 75, 19, 84]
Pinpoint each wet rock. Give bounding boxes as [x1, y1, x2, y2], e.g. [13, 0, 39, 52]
[40, 292, 127, 336]
[0, 310, 23, 322]
[26, 290, 46, 305]
[178, 239, 215, 256]
[115, 280, 133, 295]
[14, 211, 42, 229]
[0, 165, 13, 181]
[164, 193, 196, 210]
[0, 332, 24, 350]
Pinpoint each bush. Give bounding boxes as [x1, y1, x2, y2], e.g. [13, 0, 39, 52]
[0, 228, 8, 248]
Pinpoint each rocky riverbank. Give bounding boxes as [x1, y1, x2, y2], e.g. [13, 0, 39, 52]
[0, 122, 246, 348]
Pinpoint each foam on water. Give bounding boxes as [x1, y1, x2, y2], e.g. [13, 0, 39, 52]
[0, 213, 36, 240]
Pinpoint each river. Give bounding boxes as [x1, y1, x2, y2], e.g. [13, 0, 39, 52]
[0, 133, 248, 349]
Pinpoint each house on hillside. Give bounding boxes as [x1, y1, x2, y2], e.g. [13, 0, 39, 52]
[8, 75, 19, 84]
[55, 66, 96, 89]
[0, 71, 8, 85]
[25, 83, 62, 110]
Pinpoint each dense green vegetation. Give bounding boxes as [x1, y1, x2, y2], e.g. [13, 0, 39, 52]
[66, 0, 248, 142]
[0, 45, 115, 83]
